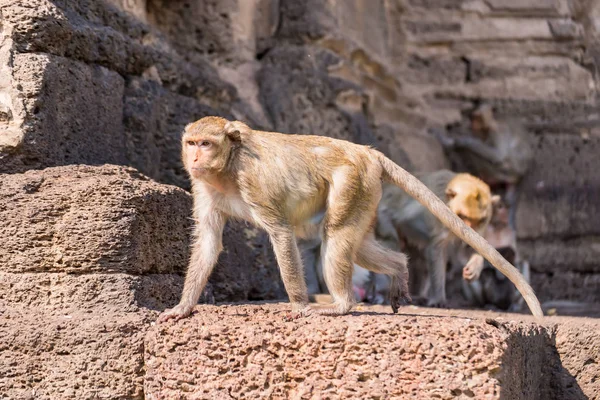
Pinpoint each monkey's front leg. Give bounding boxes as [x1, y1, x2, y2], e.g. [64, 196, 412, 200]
[158, 212, 226, 323]
[269, 228, 310, 313]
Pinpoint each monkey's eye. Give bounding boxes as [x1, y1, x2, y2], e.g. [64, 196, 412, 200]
[186, 140, 196, 146]
[199, 141, 212, 148]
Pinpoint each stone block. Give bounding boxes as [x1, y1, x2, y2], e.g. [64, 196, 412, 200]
[1, 53, 127, 173]
[463, 56, 594, 101]
[548, 20, 585, 39]
[519, 238, 600, 274]
[0, 272, 184, 312]
[553, 319, 600, 397]
[0, 165, 190, 274]
[406, 17, 554, 43]
[0, 306, 152, 399]
[404, 54, 467, 85]
[484, 0, 569, 16]
[144, 304, 552, 399]
[516, 134, 600, 239]
[532, 272, 600, 303]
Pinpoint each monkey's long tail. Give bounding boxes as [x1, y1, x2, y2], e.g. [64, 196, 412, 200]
[376, 152, 544, 318]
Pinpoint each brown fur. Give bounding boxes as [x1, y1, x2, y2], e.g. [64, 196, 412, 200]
[158, 117, 542, 323]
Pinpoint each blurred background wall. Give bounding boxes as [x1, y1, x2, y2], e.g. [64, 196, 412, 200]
[1, 0, 599, 303]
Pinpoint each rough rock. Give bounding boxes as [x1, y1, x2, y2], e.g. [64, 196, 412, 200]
[0, 0, 253, 177]
[144, 303, 600, 400]
[1, 53, 127, 173]
[0, 164, 190, 274]
[0, 164, 285, 299]
[0, 306, 152, 400]
[532, 271, 600, 304]
[553, 318, 600, 398]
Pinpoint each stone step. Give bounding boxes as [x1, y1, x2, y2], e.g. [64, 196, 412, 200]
[144, 303, 598, 399]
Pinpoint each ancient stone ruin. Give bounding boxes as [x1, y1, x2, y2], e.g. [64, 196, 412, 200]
[0, 1, 599, 398]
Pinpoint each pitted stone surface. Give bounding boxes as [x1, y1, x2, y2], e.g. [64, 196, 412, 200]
[144, 303, 552, 399]
[0, 164, 190, 275]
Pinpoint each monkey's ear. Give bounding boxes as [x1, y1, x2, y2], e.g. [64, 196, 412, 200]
[445, 187, 457, 200]
[223, 121, 248, 142]
[491, 194, 501, 205]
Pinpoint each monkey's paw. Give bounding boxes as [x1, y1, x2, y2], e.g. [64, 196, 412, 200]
[463, 264, 482, 282]
[157, 304, 194, 323]
[390, 292, 411, 314]
[282, 305, 313, 321]
[425, 298, 449, 309]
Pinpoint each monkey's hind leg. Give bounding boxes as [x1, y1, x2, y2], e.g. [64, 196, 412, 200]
[311, 230, 358, 315]
[311, 166, 384, 316]
[356, 235, 412, 313]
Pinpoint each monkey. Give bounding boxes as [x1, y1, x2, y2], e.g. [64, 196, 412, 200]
[434, 103, 534, 228]
[459, 196, 530, 312]
[376, 170, 501, 308]
[157, 116, 542, 323]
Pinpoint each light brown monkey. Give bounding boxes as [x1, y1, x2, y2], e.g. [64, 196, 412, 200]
[460, 197, 530, 311]
[158, 117, 542, 322]
[435, 103, 534, 227]
[376, 170, 500, 308]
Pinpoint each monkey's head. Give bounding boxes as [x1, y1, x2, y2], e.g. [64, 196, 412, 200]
[470, 104, 495, 137]
[181, 116, 249, 179]
[490, 196, 510, 227]
[445, 173, 499, 232]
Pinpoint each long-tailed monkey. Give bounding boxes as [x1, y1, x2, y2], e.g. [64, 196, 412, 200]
[435, 103, 534, 227]
[158, 117, 542, 322]
[377, 170, 502, 307]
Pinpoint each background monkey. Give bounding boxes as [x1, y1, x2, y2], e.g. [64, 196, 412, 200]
[435, 103, 534, 227]
[376, 170, 500, 308]
[158, 117, 542, 322]
[460, 196, 530, 311]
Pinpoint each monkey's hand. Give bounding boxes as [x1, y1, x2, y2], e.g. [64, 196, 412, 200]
[157, 303, 194, 323]
[463, 254, 485, 282]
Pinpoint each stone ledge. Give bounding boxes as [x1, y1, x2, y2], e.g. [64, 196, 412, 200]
[144, 303, 573, 399]
[0, 305, 154, 400]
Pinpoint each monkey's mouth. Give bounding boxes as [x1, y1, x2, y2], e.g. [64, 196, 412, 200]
[191, 167, 210, 177]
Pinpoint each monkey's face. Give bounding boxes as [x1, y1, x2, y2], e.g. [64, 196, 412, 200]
[490, 198, 509, 226]
[470, 105, 494, 137]
[445, 174, 493, 232]
[182, 117, 239, 179]
[183, 136, 227, 179]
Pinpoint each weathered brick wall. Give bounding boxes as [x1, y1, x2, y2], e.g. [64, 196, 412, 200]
[1, 0, 598, 301]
